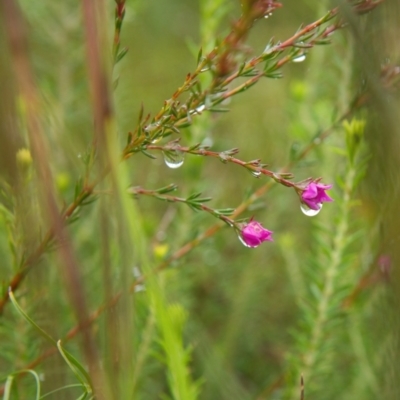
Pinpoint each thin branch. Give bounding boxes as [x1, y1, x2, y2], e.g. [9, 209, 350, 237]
[147, 143, 297, 187]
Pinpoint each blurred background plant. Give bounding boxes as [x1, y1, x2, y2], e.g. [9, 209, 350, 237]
[0, 0, 399, 399]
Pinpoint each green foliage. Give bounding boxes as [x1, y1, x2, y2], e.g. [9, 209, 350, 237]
[283, 119, 369, 399]
[0, 1, 399, 400]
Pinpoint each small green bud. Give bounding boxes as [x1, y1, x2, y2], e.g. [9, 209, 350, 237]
[290, 80, 308, 101]
[16, 148, 32, 168]
[343, 118, 366, 164]
[56, 172, 71, 193]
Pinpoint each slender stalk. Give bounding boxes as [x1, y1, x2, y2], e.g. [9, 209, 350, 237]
[147, 144, 296, 187]
[129, 187, 236, 225]
[286, 162, 357, 399]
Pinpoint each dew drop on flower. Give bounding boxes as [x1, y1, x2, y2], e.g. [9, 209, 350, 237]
[163, 150, 184, 169]
[293, 54, 306, 63]
[238, 234, 253, 248]
[300, 203, 322, 217]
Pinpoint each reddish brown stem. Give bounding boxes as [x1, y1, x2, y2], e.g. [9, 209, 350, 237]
[147, 144, 296, 187]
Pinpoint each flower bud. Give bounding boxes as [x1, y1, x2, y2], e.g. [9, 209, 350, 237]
[301, 182, 333, 211]
[240, 220, 273, 248]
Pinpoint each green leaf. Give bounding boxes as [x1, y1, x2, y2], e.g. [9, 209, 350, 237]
[57, 341, 93, 393]
[1, 371, 41, 399]
[2, 375, 14, 400]
[40, 384, 85, 399]
[196, 47, 203, 65]
[157, 184, 178, 194]
[187, 192, 202, 201]
[215, 208, 235, 216]
[9, 291, 57, 346]
[116, 47, 128, 63]
[74, 178, 84, 200]
[314, 38, 331, 45]
[80, 195, 98, 207]
[194, 197, 212, 203]
[140, 149, 157, 159]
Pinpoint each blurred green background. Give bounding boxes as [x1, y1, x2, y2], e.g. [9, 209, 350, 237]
[1, 0, 400, 399]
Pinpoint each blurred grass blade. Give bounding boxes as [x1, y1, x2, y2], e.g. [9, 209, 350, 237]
[9, 290, 56, 346]
[2, 370, 41, 400]
[57, 340, 93, 393]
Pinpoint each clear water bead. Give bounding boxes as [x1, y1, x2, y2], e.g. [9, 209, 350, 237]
[238, 234, 253, 248]
[293, 54, 306, 63]
[163, 150, 184, 169]
[300, 203, 322, 217]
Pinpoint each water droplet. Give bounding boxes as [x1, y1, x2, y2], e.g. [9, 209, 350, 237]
[300, 203, 322, 217]
[134, 284, 146, 293]
[264, 44, 272, 53]
[132, 267, 142, 278]
[163, 150, 184, 169]
[190, 104, 206, 115]
[144, 122, 160, 134]
[197, 104, 205, 112]
[251, 169, 262, 178]
[293, 54, 306, 63]
[202, 137, 213, 147]
[238, 234, 254, 248]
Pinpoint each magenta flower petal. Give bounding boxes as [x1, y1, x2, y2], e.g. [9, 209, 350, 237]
[301, 182, 333, 210]
[241, 220, 273, 248]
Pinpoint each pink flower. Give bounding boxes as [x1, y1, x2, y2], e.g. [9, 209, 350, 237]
[240, 220, 273, 248]
[301, 182, 333, 210]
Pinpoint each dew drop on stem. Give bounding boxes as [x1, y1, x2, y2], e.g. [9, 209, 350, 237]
[163, 150, 184, 169]
[293, 54, 306, 63]
[250, 169, 262, 178]
[300, 203, 322, 217]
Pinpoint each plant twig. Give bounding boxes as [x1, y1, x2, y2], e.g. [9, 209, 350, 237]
[147, 143, 297, 187]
